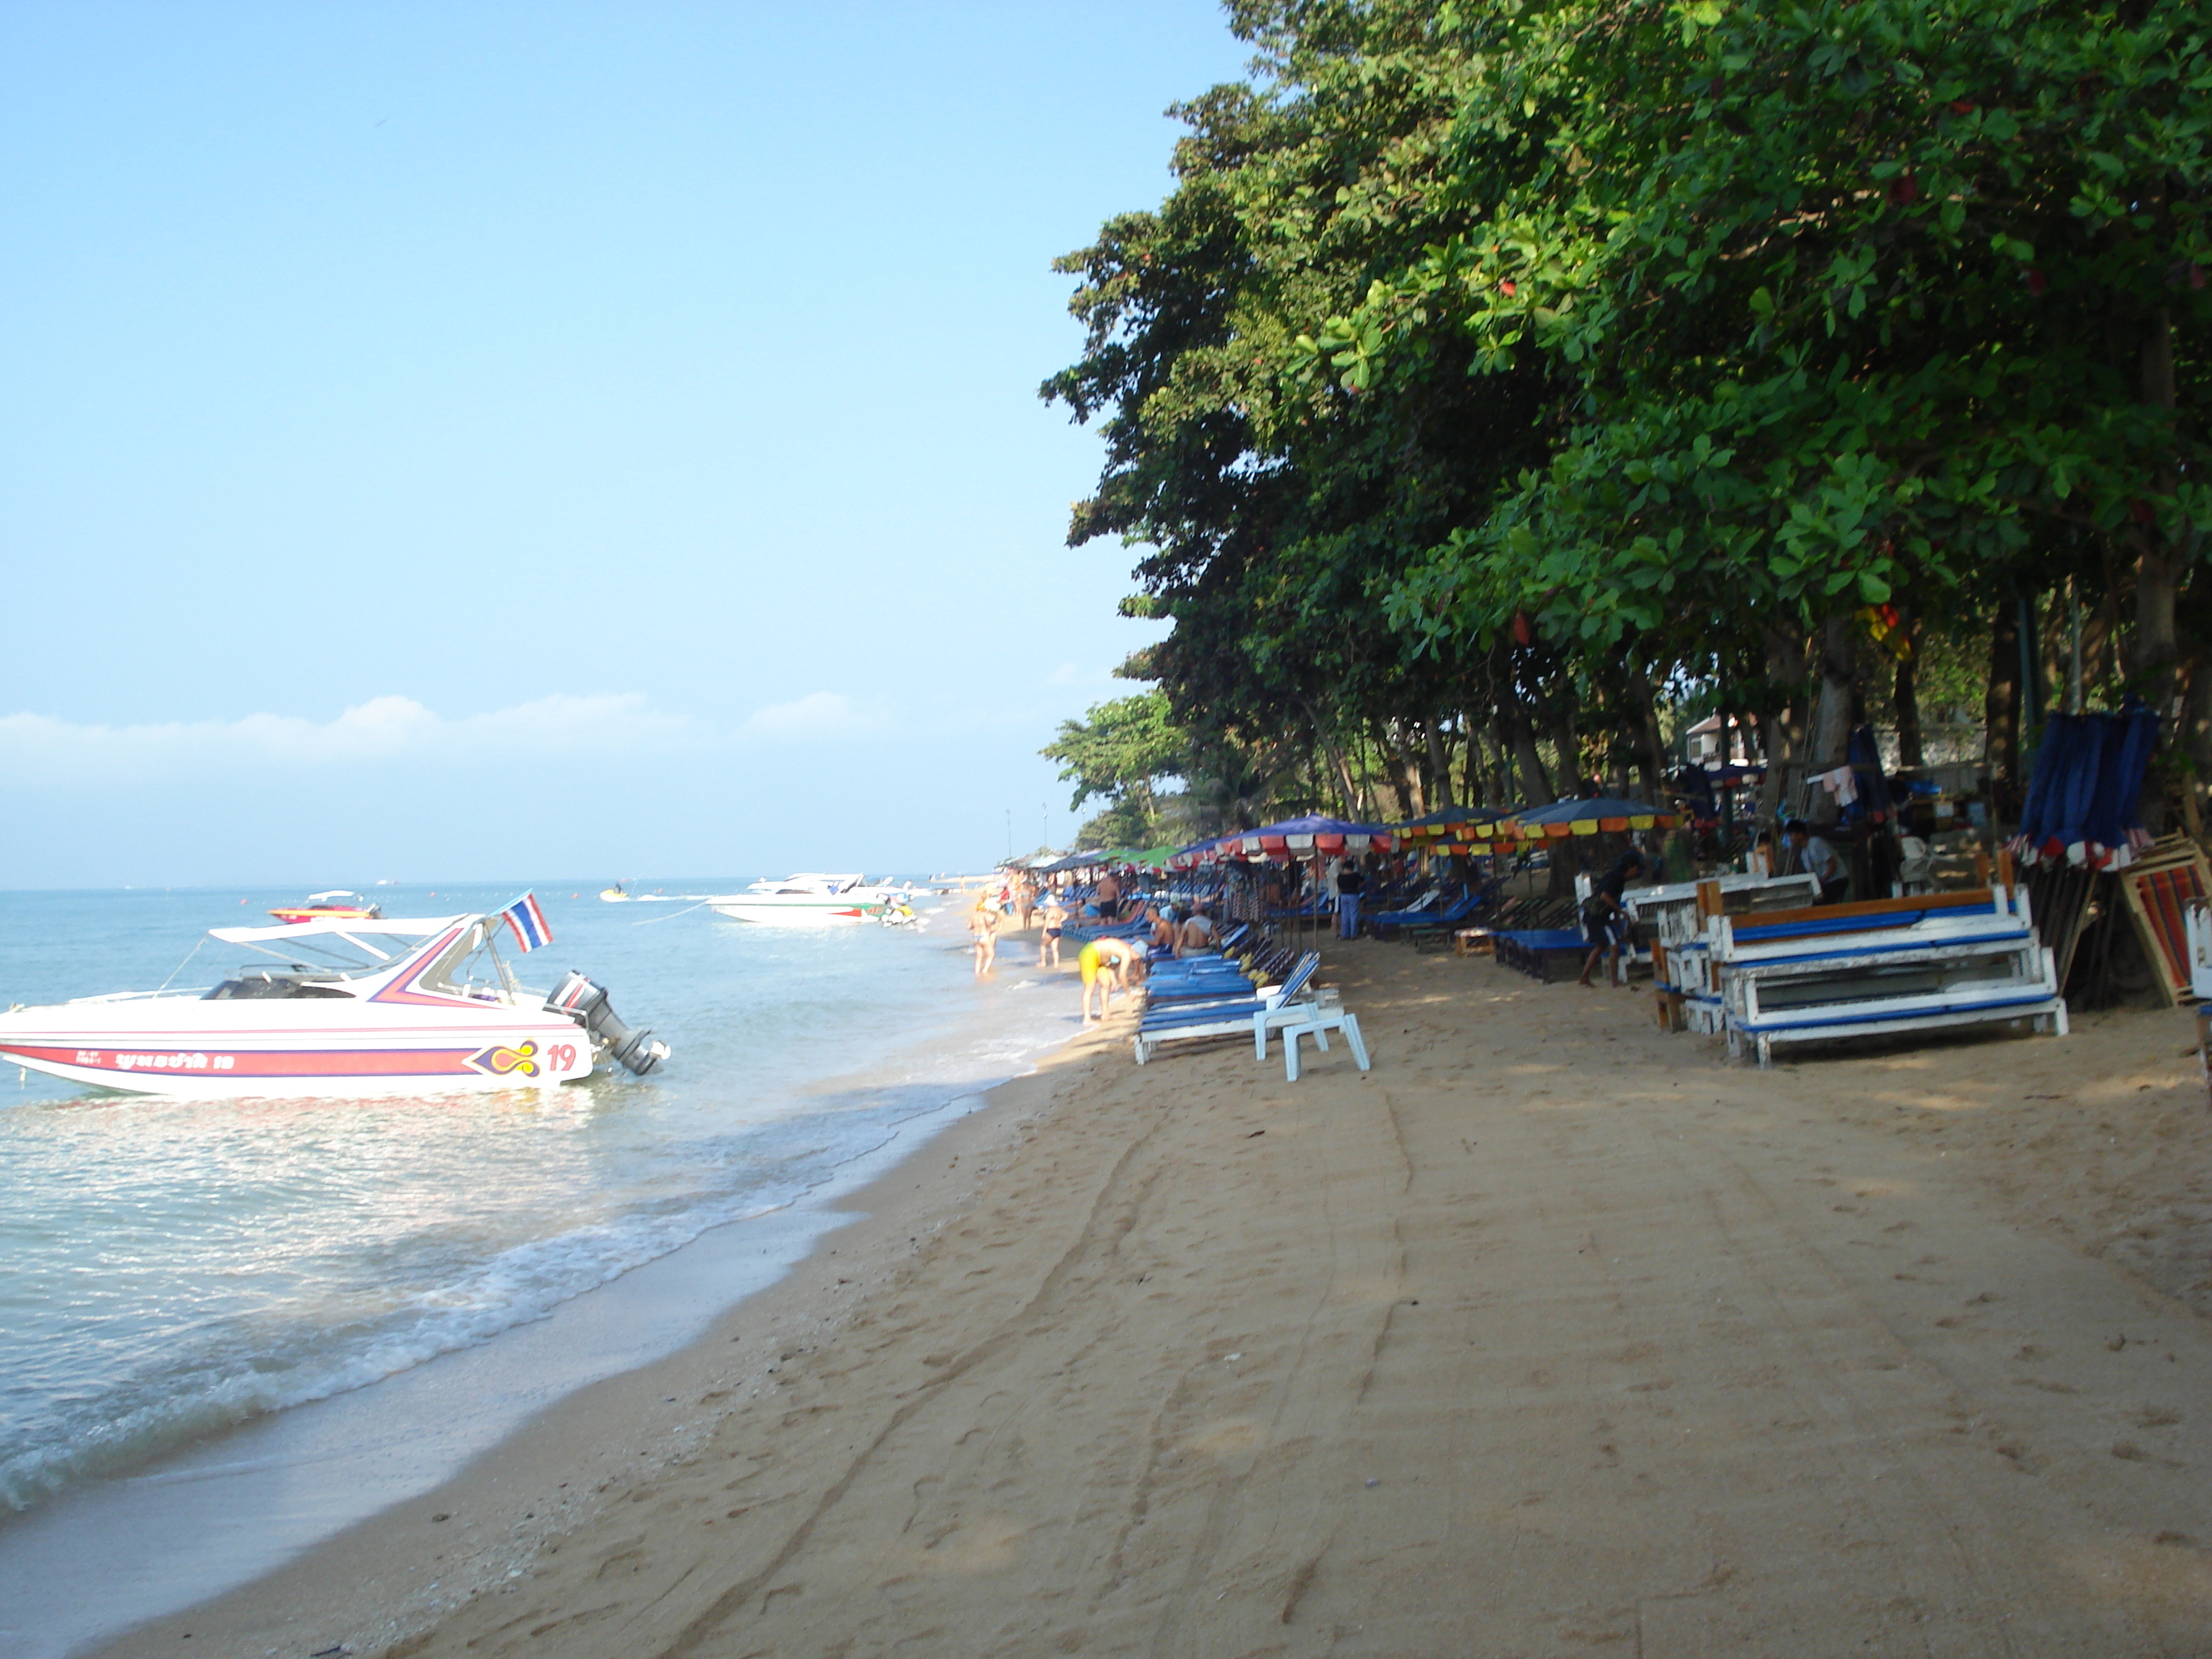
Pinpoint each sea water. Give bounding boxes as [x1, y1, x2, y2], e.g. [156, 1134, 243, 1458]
[0, 883, 1066, 1529]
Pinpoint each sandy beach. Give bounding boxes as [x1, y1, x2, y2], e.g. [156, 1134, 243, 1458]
[93, 938, 2212, 1658]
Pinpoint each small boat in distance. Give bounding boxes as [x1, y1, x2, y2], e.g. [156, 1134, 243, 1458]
[0, 899, 669, 1100]
[600, 883, 633, 902]
[269, 890, 383, 925]
[706, 873, 909, 926]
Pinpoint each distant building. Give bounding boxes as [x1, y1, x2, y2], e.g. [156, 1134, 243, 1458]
[1682, 713, 1759, 768]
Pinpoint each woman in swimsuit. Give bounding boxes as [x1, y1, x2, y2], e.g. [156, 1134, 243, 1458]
[970, 897, 1000, 977]
[1079, 935, 1143, 1025]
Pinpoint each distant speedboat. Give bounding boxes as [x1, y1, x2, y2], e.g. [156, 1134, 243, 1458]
[706, 873, 907, 926]
[0, 901, 668, 1100]
[268, 889, 383, 925]
[600, 884, 633, 902]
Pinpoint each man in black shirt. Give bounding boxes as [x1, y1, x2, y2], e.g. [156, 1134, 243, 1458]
[1577, 849, 1647, 988]
[1336, 858, 1367, 939]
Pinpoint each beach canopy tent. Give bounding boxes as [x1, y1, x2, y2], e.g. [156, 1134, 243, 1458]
[1166, 814, 1398, 870]
[1493, 797, 1678, 845]
[1390, 806, 1509, 845]
[2011, 703, 2159, 869]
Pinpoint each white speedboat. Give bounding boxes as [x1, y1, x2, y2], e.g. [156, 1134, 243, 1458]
[706, 873, 908, 926]
[0, 904, 667, 1100]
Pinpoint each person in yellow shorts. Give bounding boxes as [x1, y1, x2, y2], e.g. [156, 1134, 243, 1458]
[1079, 935, 1144, 1025]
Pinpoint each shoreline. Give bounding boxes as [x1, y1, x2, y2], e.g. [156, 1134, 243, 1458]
[0, 914, 1084, 1659]
[80, 938, 2212, 1656]
[85, 1003, 1123, 1659]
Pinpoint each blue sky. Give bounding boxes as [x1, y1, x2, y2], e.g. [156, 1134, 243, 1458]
[0, 1, 1250, 886]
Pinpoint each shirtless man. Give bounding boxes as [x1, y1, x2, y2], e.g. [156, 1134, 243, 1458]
[969, 897, 1000, 977]
[1094, 870, 1122, 922]
[1147, 904, 1178, 954]
[1079, 934, 1145, 1024]
[1175, 904, 1219, 958]
[1038, 891, 1068, 968]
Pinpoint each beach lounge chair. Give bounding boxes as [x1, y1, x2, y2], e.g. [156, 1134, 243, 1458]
[1368, 889, 1481, 940]
[1131, 953, 1323, 1064]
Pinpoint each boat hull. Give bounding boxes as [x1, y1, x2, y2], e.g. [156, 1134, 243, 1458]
[706, 899, 877, 925]
[0, 1002, 595, 1100]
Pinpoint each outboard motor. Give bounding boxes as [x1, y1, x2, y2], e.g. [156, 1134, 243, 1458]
[545, 971, 670, 1076]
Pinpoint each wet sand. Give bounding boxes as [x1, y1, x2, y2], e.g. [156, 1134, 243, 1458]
[96, 942, 2212, 1658]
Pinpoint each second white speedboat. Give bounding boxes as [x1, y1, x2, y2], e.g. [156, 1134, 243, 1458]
[706, 873, 907, 926]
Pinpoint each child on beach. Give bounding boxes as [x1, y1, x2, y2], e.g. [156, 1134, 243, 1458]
[970, 897, 1000, 977]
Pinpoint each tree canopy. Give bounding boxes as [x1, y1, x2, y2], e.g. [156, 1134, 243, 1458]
[1044, 0, 2212, 836]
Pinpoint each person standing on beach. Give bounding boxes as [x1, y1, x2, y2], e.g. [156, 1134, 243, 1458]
[1094, 869, 1122, 922]
[1038, 891, 1067, 968]
[970, 896, 1000, 977]
[1335, 857, 1366, 940]
[1079, 934, 1143, 1024]
[1576, 848, 1646, 988]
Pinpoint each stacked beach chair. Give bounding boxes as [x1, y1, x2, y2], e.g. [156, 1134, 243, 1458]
[1636, 873, 1821, 1028]
[1663, 862, 2067, 1066]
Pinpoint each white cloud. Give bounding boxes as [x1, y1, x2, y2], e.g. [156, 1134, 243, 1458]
[738, 691, 886, 741]
[0, 693, 705, 787]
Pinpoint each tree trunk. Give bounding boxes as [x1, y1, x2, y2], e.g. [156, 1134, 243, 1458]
[1627, 667, 1668, 804]
[1301, 701, 1362, 820]
[1894, 615, 1925, 770]
[1501, 689, 1552, 805]
[1375, 723, 1422, 819]
[1425, 719, 1455, 810]
[1758, 624, 1808, 821]
[1984, 592, 2022, 822]
[1806, 612, 1858, 783]
[2139, 310, 2184, 711]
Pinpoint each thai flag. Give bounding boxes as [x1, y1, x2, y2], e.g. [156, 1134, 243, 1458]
[499, 892, 553, 953]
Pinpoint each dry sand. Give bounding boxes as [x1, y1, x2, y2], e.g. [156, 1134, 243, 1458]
[96, 943, 2212, 1658]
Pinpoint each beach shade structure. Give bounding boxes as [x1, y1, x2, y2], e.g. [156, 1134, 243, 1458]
[2011, 702, 2160, 869]
[1167, 816, 1397, 869]
[1496, 797, 1678, 845]
[1391, 806, 1506, 845]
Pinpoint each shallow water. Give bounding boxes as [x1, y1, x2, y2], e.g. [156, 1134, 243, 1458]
[0, 882, 1065, 1521]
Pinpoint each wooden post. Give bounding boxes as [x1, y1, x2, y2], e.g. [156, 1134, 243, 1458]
[1996, 848, 2015, 899]
[1974, 847, 1992, 888]
[1696, 878, 1722, 920]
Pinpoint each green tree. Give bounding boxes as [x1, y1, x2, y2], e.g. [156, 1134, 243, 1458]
[1041, 691, 1190, 846]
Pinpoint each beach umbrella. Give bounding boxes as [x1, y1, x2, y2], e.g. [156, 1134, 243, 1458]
[1238, 813, 1398, 855]
[1497, 797, 1678, 844]
[1390, 806, 1508, 845]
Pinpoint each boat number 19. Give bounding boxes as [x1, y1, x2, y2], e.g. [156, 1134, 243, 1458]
[548, 1043, 579, 1073]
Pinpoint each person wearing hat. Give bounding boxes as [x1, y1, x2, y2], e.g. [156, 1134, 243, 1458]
[1576, 848, 1647, 988]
